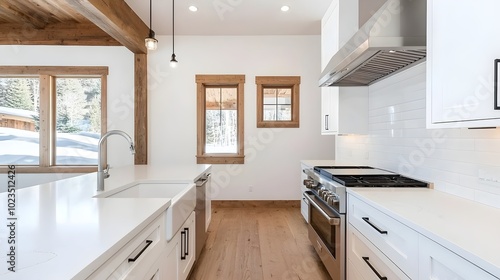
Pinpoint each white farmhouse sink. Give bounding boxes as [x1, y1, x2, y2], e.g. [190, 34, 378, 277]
[97, 182, 196, 241]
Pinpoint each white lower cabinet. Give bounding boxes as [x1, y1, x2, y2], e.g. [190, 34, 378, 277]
[347, 193, 500, 280]
[347, 224, 410, 280]
[419, 235, 498, 280]
[164, 211, 196, 280]
[348, 195, 419, 279]
[87, 213, 165, 280]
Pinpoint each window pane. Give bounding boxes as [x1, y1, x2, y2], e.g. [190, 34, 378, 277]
[221, 88, 237, 110]
[263, 105, 277, 121]
[263, 88, 277, 104]
[0, 77, 40, 165]
[277, 105, 292, 121]
[205, 87, 237, 154]
[55, 78, 101, 165]
[206, 88, 221, 110]
[277, 88, 292, 104]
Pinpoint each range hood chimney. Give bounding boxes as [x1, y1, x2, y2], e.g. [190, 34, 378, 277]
[319, 0, 426, 87]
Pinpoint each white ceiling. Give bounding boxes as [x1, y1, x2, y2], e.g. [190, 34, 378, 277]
[124, 0, 333, 36]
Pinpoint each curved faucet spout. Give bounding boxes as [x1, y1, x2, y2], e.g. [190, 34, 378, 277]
[97, 130, 135, 191]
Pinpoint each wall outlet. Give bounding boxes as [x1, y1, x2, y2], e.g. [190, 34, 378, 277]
[478, 168, 500, 184]
[248, 185, 253, 192]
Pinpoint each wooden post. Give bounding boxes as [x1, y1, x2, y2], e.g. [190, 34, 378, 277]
[134, 53, 148, 164]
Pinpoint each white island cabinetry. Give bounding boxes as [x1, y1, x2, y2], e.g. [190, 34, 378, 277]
[427, 0, 500, 128]
[0, 164, 211, 280]
[163, 211, 196, 280]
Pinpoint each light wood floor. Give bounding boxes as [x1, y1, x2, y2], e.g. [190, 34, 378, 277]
[188, 207, 332, 280]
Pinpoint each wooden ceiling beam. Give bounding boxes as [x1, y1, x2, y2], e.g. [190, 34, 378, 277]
[0, 0, 49, 29]
[0, 22, 120, 46]
[65, 0, 149, 54]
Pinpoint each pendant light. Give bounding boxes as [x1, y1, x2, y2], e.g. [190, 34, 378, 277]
[145, 0, 158, 50]
[170, 0, 178, 67]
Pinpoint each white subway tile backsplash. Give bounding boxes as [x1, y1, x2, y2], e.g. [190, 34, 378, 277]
[336, 62, 500, 208]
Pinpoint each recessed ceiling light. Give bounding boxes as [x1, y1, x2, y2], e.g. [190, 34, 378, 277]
[281, 6, 290, 12]
[189, 6, 198, 12]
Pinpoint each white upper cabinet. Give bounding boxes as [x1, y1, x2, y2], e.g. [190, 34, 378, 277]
[321, 0, 368, 135]
[427, 0, 500, 128]
[321, 0, 340, 71]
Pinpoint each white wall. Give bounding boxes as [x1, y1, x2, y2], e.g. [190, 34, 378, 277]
[336, 62, 500, 209]
[148, 35, 335, 200]
[0, 45, 135, 191]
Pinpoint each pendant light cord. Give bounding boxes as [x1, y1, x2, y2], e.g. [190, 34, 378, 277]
[172, 0, 175, 53]
[149, 0, 153, 32]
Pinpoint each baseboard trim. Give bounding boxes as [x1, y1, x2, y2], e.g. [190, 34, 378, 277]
[212, 200, 300, 208]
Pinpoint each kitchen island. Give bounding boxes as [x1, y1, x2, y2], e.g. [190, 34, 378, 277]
[0, 164, 211, 280]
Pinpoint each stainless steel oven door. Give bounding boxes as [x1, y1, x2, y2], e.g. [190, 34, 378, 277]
[305, 191, 345, 280]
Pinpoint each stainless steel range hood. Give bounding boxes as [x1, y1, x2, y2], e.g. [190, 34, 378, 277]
[319, 0, 427, 87]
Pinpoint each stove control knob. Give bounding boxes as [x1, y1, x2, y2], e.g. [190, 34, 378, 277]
[318, 187, 327, 197]
[303, 179, 317, 189]
[322, 191, 331, 201]
[327, 194, 339, 206]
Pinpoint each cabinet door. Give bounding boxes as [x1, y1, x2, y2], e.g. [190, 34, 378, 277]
[419, 235, 498, 280]
[321, 87, 339, 135]
[178, 212, 196, 280]
[164, 240, 179, 280]
[427, 0, 500, 128]
[321, 0, 339, 71]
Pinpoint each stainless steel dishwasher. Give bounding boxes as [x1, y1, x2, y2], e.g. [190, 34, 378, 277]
[195, 173, 210, 259]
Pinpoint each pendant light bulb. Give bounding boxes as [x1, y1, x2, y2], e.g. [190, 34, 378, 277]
[145, 0, 158, 51]
[145, 30, 158, 50]
[170, 54, 178, 68]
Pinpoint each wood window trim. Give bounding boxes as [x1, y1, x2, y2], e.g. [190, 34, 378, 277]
[0, 66, 108, 173]
[196, 74, 245, 164]
[256, 76, 300, 128]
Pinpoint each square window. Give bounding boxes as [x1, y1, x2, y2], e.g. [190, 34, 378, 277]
[256, 76, 300, 128]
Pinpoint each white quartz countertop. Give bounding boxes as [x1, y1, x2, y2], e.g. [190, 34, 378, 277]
[0, 164, 211, 279]
[347, 188, 500, 278]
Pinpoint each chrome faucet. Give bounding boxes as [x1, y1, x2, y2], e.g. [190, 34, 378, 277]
[97, 130, 135, 191]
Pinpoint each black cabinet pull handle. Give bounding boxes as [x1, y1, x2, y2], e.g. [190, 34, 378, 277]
[362, 217, 388, 234]
[495, 59, 500, 110]
[185, 227, 189, 256]
[181, 230, 186, 260]
[128, 240, 153, 262]
[362, 257, 387, 280]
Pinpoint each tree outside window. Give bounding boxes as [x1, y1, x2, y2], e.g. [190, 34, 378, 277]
[196, 75, 245, 164]
[0, 66, 107, 172]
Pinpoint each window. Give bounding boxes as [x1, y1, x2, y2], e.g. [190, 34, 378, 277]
[255, 76, 300, 128]
[196, 75, 245, 164]
[0, 66, 108, 172]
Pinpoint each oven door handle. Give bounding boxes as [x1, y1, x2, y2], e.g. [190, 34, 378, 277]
[304, 193, 340, 226]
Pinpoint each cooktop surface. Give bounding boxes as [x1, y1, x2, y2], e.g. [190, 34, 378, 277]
[313, 166, 428, 188]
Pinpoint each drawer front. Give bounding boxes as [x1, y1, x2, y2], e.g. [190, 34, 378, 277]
[348, 225, 411, 280]
[88, 213, 166, 280]
[419, 235, 499, 280]
[348, 195, 419, 279]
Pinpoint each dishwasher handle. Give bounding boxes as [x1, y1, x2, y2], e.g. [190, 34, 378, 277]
[196, 173, 211, 187]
